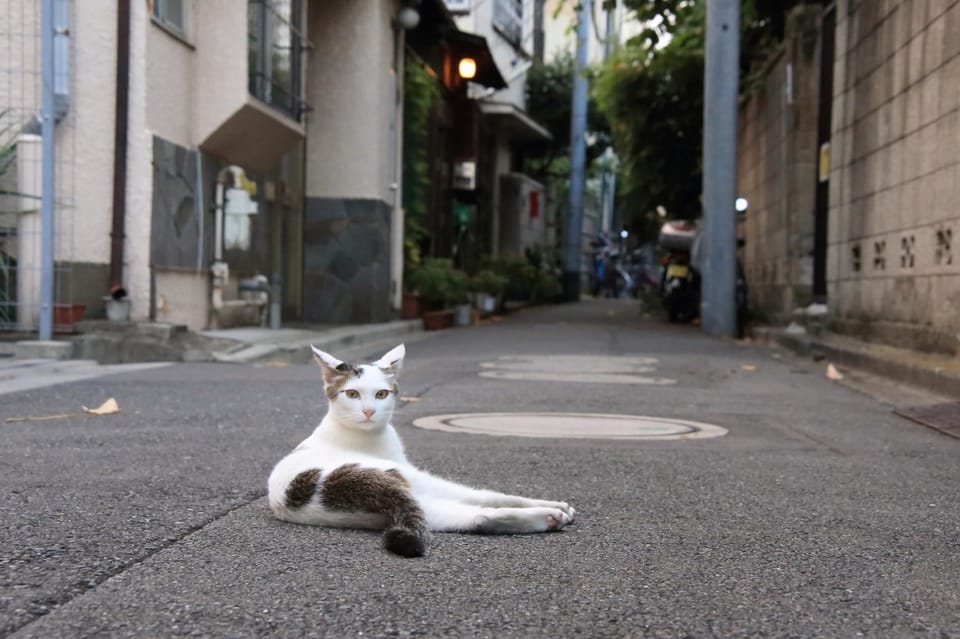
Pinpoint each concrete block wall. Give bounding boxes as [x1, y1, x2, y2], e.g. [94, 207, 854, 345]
[829, 0, 960, 348]
[737, 6, 821, 323]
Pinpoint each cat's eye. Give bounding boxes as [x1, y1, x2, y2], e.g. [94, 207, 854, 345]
[375, 389, 390, 400]
[344, 389, 360, 399]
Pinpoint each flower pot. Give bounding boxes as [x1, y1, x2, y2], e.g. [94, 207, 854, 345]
[53, 303, 85, 333]
[104, 296, 131, 321]
[401, 292, 422, 319]
[453, 303, 472, 327]
[475, 293, 497, 316]
[421, 309, 454, 331]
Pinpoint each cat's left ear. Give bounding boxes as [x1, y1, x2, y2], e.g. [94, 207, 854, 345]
[311, 345, 345, 386]
[373, 344, 405, 376]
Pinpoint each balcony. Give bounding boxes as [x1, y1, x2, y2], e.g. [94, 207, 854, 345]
[194, 0, 305, 174]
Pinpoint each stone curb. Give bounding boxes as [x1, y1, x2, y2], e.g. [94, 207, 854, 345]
[212, 320, 424, 364]
[756, 327, 960, 399]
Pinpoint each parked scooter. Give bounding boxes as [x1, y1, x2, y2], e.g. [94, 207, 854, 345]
[656, 219, 750, 335]
[657, 220, 700, 322]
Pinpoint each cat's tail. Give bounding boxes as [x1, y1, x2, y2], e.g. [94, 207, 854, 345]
[322, 464, 431, 558]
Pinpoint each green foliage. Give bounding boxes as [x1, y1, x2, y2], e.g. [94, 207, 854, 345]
[469, 269, 508, 297]
[595, 35, 705, 227]
[402, 57, 439, 271]
[595, 0, 803, 238]
[480, 252, 561, 304]
[482, 255, 537, 301]
[531, 269, 563, 302]
[406, 258, 469, 309]
[526, 53, 609, 158]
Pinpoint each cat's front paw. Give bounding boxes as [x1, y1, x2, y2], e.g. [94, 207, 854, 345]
[540, 501, 575, 523]
[546, 508, 573, 531]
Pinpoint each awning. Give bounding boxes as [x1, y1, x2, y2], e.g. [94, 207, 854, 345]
[479, 101, 552, 143]
[444, 31, 506, 90]
[406, 0, 506, 91]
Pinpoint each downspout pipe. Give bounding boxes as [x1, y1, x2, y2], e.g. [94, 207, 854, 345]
[109, 0, 131, 298]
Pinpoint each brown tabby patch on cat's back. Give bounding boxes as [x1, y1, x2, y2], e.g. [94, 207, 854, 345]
[285, 468, 322, 509]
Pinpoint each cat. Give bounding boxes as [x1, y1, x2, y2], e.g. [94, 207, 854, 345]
[267, 344, 575, 558]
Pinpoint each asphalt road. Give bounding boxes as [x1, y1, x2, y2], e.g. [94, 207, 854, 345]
[1, 300, 958, 638]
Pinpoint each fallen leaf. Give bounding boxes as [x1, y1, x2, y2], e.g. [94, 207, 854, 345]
[740, 364, 758, 372]
[82, 398, 120, 415]
[825, 364, 844, 381]
[399, 396, 421, 403]
[260, 361, 289, 368]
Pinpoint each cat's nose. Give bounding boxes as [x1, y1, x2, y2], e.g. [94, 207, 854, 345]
[362, 407, 376, 418]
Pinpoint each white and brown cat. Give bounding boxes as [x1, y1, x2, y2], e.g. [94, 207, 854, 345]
[267, 344, 575, 557]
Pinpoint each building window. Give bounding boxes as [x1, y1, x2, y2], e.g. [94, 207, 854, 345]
[493, 0, 523, 47]
[153, 0, 187, 39]
[248, 0, 304, 121]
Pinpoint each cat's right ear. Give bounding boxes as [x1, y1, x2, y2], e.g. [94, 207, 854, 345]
[311, 345, 344, 385]
[373, 344, 405, 376]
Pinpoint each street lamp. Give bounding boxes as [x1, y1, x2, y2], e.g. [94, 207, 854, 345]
[735, 197, 749, 213]
[458, 57, 477, 80]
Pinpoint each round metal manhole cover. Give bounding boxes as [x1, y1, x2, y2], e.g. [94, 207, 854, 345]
[479, 355, 676, 386]
[412, 412, 728, 440]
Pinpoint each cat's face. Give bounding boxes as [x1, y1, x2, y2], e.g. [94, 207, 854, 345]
[312, 344, 404, 432]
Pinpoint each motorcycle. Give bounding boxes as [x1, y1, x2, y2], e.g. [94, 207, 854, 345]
[658, 220, 700, 322]
[658, 220, 750, 337]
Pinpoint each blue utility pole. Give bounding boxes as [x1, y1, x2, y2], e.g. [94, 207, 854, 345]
[562, 0, 590, 301]
[39, 0, 56, 340]
[701, 0, 740, 337]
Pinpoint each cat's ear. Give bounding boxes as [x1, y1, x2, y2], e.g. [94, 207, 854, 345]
[373, 344, 405, 376]
[311, 345, 344, 385]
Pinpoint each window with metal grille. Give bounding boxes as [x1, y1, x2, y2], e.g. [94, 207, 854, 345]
[152, 0, 186, 39]
[248, 0, 304, 121]
[493, 0, 523, 47]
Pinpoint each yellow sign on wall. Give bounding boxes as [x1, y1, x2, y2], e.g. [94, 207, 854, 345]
[818, 142, 831, 183]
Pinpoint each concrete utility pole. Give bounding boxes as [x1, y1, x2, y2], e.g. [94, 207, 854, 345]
[563, 0, 590, 302]
[701, 0, 741, 337]
[38, 0, 56, 340]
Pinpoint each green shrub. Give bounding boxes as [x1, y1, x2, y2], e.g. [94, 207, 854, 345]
[407, 258, 469, 309]
[469, 269, 508, 297]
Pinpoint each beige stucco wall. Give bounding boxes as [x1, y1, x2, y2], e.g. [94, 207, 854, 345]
[305, 0, 398, 202]
[154, 270, 209, 329]
[146, 1, 198, 148]
[193, 0, 247, 148]
[828, 0, 960, 338]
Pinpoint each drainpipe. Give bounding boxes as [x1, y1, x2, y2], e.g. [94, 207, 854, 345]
[109, 0, 131, 299]
[209, 167, 232, 328]
[389, 20, 406, 314]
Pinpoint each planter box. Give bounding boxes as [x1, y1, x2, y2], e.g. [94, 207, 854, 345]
[53, 303, 85, 333]
[422, 309, 454, 331]
[401, 292, 422, 319]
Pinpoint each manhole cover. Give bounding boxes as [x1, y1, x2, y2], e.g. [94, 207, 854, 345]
[412, 412, 728, 440]
[479, 355, 676, 385]
[478, 371, 676, 384]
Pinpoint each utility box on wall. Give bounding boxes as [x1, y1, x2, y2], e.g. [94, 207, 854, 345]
[498, 173, 546, 255]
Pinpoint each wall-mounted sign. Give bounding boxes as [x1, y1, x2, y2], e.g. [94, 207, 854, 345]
[453, 161, 476, 191]
[818, 141, 831, 183]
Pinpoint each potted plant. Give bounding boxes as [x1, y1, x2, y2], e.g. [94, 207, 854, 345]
[470, 269, 507, 316]
[448, 269, 472, 326]
[407, 259, 457, 330]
